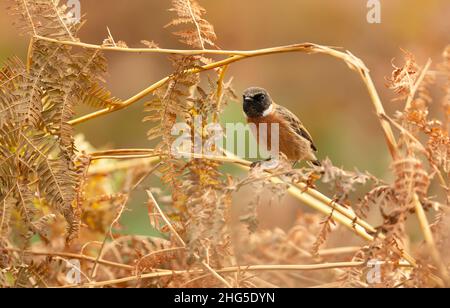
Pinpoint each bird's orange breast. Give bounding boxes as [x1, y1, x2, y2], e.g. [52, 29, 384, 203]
[247, 114, 307, 160]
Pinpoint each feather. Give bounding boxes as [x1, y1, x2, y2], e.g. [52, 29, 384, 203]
[274, 103, 318, 152]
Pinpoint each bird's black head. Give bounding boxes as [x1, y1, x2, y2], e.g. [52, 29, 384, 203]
[242, 87, 272, 118]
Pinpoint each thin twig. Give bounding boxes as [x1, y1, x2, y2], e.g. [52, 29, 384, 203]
[89, 235, 108, 279]
[87, 156, 161, 175]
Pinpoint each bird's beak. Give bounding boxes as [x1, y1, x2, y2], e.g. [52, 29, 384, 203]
[243, 96, 253, 103]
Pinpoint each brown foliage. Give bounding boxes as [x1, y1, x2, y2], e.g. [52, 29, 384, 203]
[0, 0, 449, 288]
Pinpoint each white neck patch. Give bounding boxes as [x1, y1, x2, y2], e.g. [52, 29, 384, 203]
[262, 104, 273, 117]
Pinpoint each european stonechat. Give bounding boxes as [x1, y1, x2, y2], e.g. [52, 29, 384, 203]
[243, 87, 321, 166]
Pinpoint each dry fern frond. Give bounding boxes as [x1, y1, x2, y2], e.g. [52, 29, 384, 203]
[311, 210, 337, 257]
[8, 0, 80, 40]
[237, 162, 291, 232]
[235, 212, 341, 287]
[81, 83, 122, 109]
[144, 56, 200, 143]
[340, 236, 408, 288]
[39, 45, 109, 156]
[431, 207, 450, 265]
[0, 57, 42, 128]
[144, 56, 201, 225]
[166, 0, 217, 49]
[339, 250, 367, 288]
[22, 131, 78, 227]
[358, 185, 396, 218]
[1, 0, 114, 244]
[13, 259, 54, 288]
[2, 0, 450, 289]
[392, 156, 431, 204]
[320, 158, 373, 203]
[179, 85, 233, 266]
[29, 214, 57, 242]
[386, 50, 420, 100]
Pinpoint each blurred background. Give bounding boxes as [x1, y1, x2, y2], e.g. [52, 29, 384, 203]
[1, 0, 449, 238]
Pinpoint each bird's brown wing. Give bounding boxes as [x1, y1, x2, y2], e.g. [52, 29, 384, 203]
[274, 104, 318, 152]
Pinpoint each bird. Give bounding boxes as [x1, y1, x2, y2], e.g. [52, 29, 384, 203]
[242, 87, 321, 167]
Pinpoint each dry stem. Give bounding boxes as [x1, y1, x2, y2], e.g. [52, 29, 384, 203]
[59, 260, 413, 288]
[413, 193, 449, 285]
[50, 36, 397, 159]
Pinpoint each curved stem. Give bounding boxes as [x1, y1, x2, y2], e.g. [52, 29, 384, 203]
[64, 40, 398, 161]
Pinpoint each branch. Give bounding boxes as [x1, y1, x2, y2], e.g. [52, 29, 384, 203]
[90, 149, 161, 161]
[87, 156, 161, 175]
[53, 38, 398, 159]
[34, 35, 252, 55]
[60, 260, 413, 288]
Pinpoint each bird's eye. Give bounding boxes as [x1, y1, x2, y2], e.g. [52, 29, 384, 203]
[259, 94, 265, 100]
